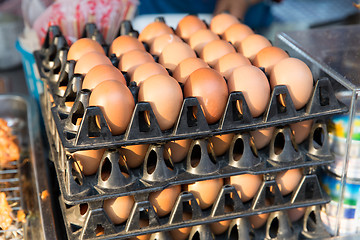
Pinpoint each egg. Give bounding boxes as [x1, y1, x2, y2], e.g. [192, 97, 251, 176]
[119, 144, 149, 168]
[67, 38, 105, 61]
[138, 74, 183, 130]
[252, 46, 289, 74]
[230, 174, 262, 202]
[175, 15, 207, 41]
[89, 80, 135, 135]
[222, 23, 254, 48]
[164, 139, 192, 163]
[276, 168, 303, 195]
[188, 29, 220, 55]
[249, 213, 269, 229]
[288, 207, 306, 222]
[169, 212, 192, 240]
[74, 51, 112, 75]
[185, 178, 223, 209]
[237, 34, 272, 61]
[209, 205, 232, 235]
[270, 58, 314, 110]
[159, 42, 196, 71]
[131, 62, 168, 86]
[119, 49, 154, 75]
[214, 52, 251, 80]
[103, 195, 135, 224]
[149, 185, 181, 217]
[210, 13, 239, 35]
[72, 148, 105, 175]
[138, 21, 174, 45]
[82, 64, 126, 91]
[228, 65, 270, 117]
[150, 33, 182, 56]
[109, 35, 145, 58]
[250, 127, 275, 149]
[290, 120, 313, 144]
[172, 57, 209, 84]
[201, 39, 235, 67]
[209, 133, 234, 156]
[184, 68, 229, 124]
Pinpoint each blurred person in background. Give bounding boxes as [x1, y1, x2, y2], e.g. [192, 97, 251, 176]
[137, 0, 281, 29]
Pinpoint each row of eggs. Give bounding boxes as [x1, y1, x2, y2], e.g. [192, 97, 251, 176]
[64, 13, 314, 136]
[74, 120, 313, 176]
[98, 169, 304, 240]
[63, 13, 315, 172]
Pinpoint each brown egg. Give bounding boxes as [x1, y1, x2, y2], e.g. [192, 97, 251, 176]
[119, 49, 154, 75]
[103, 195, 135, 224]
[74, 51, 112, 75]
[210, 13, 239, 35]
[270, 58, 314, 110]
[164, 139, 192, 163]
[201, 39, 235, 67]
[209, 205, 232, 235]
[170, 212, 192, 240]
[249, 213, 269, 229]
[276, 168, 303, 195]
[89, 80, 135, 135]
[72, 149, 105, 175]
[159, 41, 196, 71]
[230, 174, 262, 202]
[188, 29, 220, 55]
[109, 35, 145, 58]
[67, 38, 105, 61]
[250, 127, 275, 149]
[228, 65, 270, 117]
[290, 120, 313, 144]
[184, 68, 229, 124]
[138, 21, 174, 45]
[138, 74, 183, 130]
[209, 133, 235, 156]
[210, 220, 231, 235]
[120, 144, 149, 168]
[237, 34, 272, 61]
[172, 57, 209, 84]
[185, 178, 223, 209]
[82, 64, 126, 91]
[223, 23, 254, 48]
[149, 185, 181, 217]
[150, 33, 182, 56]
[253, 46, 289, 74]
[214, 52, 251, 80]
[288, 207, 306, 222]
[131, 62, 168, 86]
[175, 15, 207, 41]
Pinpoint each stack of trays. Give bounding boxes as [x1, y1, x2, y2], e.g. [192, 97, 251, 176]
[35, 18, 347, 240]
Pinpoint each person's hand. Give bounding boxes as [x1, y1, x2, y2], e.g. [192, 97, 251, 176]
[214, 0, 263, 20]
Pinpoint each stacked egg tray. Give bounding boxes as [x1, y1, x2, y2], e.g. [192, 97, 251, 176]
[34, 20, 347, 240]
[61, 204, 331, 240]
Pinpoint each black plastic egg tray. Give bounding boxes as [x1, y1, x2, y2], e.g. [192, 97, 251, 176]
[59, 172, 330, 240]
[46, 113, 334, 204]
[35, 23, 347, 152]
[36, 21, 338, 240]
[36, 22, 343, 204]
